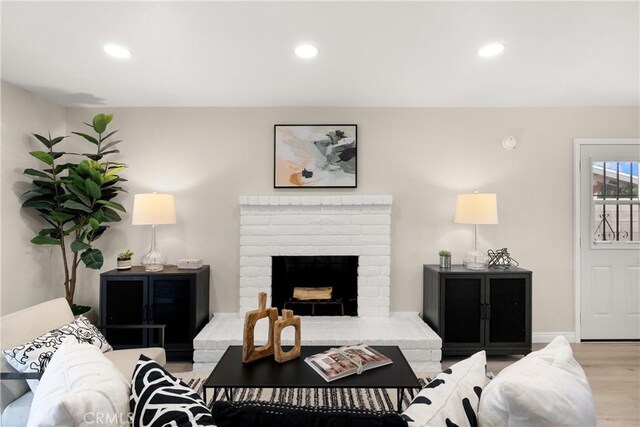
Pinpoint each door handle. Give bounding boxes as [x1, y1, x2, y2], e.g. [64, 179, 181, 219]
[486, 304, 491, 319]
[480, 304, 485, 319]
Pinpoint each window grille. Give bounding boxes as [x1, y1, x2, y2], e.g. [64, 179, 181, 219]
[592, 161, 639, 244]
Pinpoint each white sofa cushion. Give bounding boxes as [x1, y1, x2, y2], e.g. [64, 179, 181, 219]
[401, 350, 487, 427]
[478, 336, 596, 427]
[3, 315, 111, 392]
[27, 340, 130, 427]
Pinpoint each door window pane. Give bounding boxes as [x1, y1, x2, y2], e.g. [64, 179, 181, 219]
[592, 161, 639, 243]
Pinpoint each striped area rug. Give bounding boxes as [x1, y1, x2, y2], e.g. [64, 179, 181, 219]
[178, 373, 431, 412]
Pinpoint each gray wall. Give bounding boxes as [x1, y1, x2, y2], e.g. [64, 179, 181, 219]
[3, 82, 639, 336]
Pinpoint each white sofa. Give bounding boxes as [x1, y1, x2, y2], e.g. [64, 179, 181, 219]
[0, 298, 166, 427]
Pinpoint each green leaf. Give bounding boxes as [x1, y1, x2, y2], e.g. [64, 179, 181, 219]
[21, 188, 53, 198]
[31, 235, 60, 245]
[63, 223, 81, 235]
[84, 178, 102, 199]
[101, 130, 119, 141]
[66, 184, 92, 206]
[96, 200, 125, 212]
[93, 209, 105, 223]
[102, 207, 122, 222]
[29, 151, 54, 165]
[81, 248, 103, 269]
[51, 212, 74, 223]
[89, 218, 100, 230]
[71, 240, 91, 253]
[96, 149, 119, 156]
[84, 154, 104, 161]
[23, 168, 53, 180]
[99, 140, 123, 152]
[104, 166, 126, 177]
[50, 136, 67, 146]
[38, 227, 57, 236]
[89, 226, 108, 241]
[63, 200, 93, 212]
[71, 132, 98, 145]
[32, 133, 52, 148]
[92, 114, 113, 134]
[22, 199, 55, 209]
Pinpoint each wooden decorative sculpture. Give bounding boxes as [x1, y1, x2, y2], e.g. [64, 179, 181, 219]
[242, 292, 278, 363]
[274, 309, 301, 363]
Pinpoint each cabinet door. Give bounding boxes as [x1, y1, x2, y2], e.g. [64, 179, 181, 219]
[149, 276, 193, 348]
[485, 275, 531, 349]
[442, 275, 485, 349]
[100, 277, 148, 348]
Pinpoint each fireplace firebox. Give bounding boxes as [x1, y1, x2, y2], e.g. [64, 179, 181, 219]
[271, 256, 358, 316]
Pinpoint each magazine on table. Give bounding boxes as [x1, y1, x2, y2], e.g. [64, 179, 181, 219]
[304, 344, 392, 382]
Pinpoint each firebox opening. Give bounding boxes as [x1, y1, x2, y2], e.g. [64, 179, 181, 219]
[271, 256, 358, 316]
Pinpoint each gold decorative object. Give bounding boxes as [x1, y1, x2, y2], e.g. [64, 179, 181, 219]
[242, 292, 278, 363]
[274, 309, 302, 363]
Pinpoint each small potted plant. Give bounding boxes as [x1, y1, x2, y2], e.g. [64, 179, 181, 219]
[439, 250, 451, 269]
[117, 250, 134, 270]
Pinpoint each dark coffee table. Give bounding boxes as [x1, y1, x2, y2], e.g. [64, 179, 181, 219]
[203, 345, 420, 412]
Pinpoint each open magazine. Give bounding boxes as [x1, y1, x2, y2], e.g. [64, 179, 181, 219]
[304, 344, 392, 382]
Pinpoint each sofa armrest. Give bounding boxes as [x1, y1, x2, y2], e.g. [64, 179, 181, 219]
[0, 372, 42, 380]
[95, 324, 166, 349]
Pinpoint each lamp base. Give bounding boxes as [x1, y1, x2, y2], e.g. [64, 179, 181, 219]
[463, 249, 488, 271]
[141, 250, 166, 272]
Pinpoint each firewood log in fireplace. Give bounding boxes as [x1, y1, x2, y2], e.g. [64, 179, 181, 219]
[293, 287, 332, 301]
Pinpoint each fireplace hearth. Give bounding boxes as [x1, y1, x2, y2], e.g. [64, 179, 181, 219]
[272, 256, 358, 316]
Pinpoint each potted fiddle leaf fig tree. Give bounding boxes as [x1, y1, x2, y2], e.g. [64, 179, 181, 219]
[21, 113, 127, 316]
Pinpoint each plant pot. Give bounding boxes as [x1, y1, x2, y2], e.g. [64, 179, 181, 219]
[72, 305, 98, 325]
[439, 256, 451, 269]
[117, 258, 132, 270]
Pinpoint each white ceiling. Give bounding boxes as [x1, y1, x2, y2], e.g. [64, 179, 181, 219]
[2, 1, 638, 108]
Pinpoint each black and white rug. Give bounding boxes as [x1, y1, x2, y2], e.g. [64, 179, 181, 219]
[177, 372, 432, 412]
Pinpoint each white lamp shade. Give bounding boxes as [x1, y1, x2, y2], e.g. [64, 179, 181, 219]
[454, 193, 498, 225]
[131, 193, 177, 225]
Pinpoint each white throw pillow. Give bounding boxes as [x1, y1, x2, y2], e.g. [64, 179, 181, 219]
[478, 336, 596, 427]
[3, 315, 112, 391]
[27, 340, 130, 427]
[401, 350, 487, 427]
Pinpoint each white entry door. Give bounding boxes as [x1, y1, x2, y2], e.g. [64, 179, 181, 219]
[578, 140, 640, 340]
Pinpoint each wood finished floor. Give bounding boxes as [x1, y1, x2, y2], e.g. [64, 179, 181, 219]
[168, 342, 639, 426]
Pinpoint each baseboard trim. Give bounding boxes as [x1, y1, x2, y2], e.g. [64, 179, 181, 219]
[532, 332, 577, 343]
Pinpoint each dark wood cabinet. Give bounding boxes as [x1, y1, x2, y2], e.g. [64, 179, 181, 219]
[423, 265, 532, 357]
[100, 265, 210, 361]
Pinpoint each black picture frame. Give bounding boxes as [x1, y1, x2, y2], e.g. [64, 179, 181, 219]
[274, 124, 357, 188]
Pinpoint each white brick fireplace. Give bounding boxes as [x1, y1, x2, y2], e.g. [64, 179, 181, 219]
[239, 195, 392, 317]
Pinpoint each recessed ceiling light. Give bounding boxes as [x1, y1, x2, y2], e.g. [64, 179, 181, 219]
[104, 44, 132, 59]
[295, 44, 318, 59]
[478, 43, 505, 58]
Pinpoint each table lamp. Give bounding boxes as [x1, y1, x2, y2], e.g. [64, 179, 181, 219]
[454, 192, 498, 270]
[132, 193, 176, 272]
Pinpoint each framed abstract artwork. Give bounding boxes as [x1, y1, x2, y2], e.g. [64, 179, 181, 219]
[274, 124, 357, 188]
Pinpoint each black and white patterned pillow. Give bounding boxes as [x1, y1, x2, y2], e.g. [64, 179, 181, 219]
[401, 350, 486, 427]
[130, 355, 215, 427]
[3, 315, 112, 391]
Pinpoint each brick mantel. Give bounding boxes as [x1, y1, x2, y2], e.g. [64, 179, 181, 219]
[239, 195, 392, 317]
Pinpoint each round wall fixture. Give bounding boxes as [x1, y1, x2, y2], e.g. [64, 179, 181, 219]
[502, 135, 517, 150]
